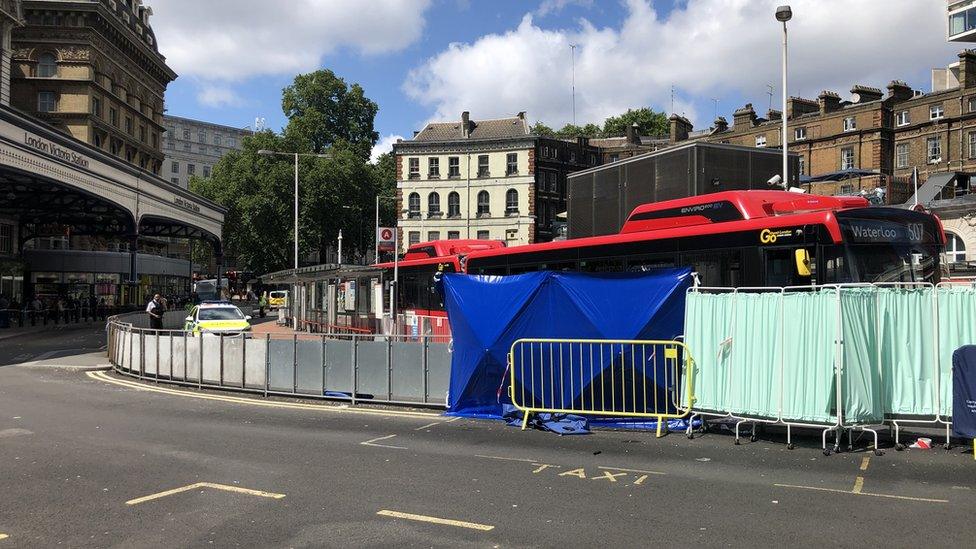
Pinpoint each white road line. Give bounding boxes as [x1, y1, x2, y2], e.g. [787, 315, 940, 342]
[597, 465, 666, 476]
[360, 434, 408, 450]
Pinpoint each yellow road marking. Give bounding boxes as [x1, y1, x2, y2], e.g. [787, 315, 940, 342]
[0, 533, 7, 541]
[531, 463, 559, 473]
[633, 474, 649, 486]
[87, 371, 439, 419]
[473, 454, 538, 463]
[377, 510, 494, 531]
[125, 482, 286, 506]
[597, 465, 666, 476]
[859, 457, 871, 471]
[593, 471, 627, 482]
[360, 434, 407, 449]
[852, 476, 865, 494]
[774, 483, 948, 503]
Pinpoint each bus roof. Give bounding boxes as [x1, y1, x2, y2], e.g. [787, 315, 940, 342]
[401, 239, 505, 261]
[465, 191, 880, 266]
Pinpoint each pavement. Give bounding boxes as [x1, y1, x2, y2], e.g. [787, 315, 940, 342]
[1, 329, 975, 547]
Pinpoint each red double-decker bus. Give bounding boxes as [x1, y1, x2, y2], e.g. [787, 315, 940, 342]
[463, 191, 946, 287]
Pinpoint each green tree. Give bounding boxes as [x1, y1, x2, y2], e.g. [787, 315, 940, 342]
[553, 123, 603, 138]
[602, 107, 668, 137]
[281, 69, 379, 161]
[530, 121, 555, 136]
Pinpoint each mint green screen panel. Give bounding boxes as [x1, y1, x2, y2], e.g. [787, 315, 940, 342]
[724, 292, 782, 418]
[877, 287, 937, 417]
[780, 291, 837, 423]
[683, 292, 734, 412]
[839, 289, 884, 424]
[937, 286, 976, 418]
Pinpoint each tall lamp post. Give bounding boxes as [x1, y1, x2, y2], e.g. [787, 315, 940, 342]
[258, 149, 330, 329]
[776, 5, 792, 187]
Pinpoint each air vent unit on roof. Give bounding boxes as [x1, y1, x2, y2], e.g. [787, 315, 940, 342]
[913, 90, 923, 97]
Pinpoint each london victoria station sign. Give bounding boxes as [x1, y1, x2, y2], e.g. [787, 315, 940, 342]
[24, 132, 89, 169]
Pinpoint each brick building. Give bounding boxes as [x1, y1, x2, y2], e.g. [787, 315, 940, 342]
[393, 112, 599, 253]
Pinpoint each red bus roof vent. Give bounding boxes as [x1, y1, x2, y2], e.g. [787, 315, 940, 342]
[769, 195, 869, 215]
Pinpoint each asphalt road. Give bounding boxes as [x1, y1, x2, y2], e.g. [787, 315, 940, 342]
[0, 331, 975, 548]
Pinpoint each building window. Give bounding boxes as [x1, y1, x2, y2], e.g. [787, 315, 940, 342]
[170, 177, 179, 185]
[896, 143, 910, 168]
[840, 184, 854, 195]
[570, 151, 577, 163]
[448, 156, 460, 178]
[183, 142, 190, 151]
[609, 154, 619, 162]
[477, 230, 490, 240]
[843, 117, 856, 131]
[478, 155, 489, 177]
[427, 192, 441, 216]
[182, 129, 190, 139]
[447, 191, 460, 218]
[187, 164, 196, 175]
[505, 188, 519, 216]
[125, 117, 133, 135]
[152, 133, 158, 149]
[970, 132, 976, 159]
[171, 161, 179, 174]
[214, 135, 222, 147]
[91, 96, 102, 118]
[841, 147, 855, 170]
[930, 104, 945, 120]
[408, 192, 420, 218]
[428, 157, 440, 178]
[946, 232, 967, 263]
[37, 91, 56, 112]
[447, 231, 460, 240]
[798, 155, 805, 175]
[110, 107, 118, 127]
[139, 125, 146, 143]
[794, 127, 806, 140]
[969, 96, 976, 113]
[37, 53, 57, 77]
[203, 166, 211, 178]
[408, 231, 420, 246]
[0, 224, 12, 254]
[408, 158, 419, 179]
[927, 136, 942, 163]
[896, 111, 910, 127]
[228, 137, 236, 148]
[477, 190, 490, 217]
[755, 135, 766, 147]
[198, 144, 207, 153]
[198, 131, 206, 143]
[506, 152, 518, 175]
[427, 231, 440, 242]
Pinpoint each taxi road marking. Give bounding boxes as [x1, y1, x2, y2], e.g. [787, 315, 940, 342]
[87, 371, 439, 419]
[360, 434, 407, 450]
[377, 510, 494, 532]
[774, 483, 948, 503]
[126, 482, 286, 506]
[0, 533, 7, 541]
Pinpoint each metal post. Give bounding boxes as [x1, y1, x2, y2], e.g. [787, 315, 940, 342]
[293, 152, 300, 330]
[351, 335, 358, 406]
[264, 333, 270, 397]
[423, 336, 429, 404]
[387, 336, 393, 402]
[321, 336, 327, 396]
[293, 334, 298, 394]
[781, 15, 789, 187]
[374, 195, 379, 263]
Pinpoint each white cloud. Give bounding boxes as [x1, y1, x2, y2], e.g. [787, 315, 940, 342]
[371, 133, 404, 163]
[196, 84, 245, 108]
[535, 0, 594, 17]
[152, 0, 432, 81]
[405, 0, 957, 130]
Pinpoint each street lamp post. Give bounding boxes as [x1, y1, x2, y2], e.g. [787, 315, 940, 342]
[776, 5, 792, 187]
[257, 149, 330, 329]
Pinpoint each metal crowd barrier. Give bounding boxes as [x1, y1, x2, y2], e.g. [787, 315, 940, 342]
[507, 338, 696, 437]
[106, 321, 452, 408]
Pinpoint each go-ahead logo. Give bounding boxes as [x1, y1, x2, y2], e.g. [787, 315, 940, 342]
[760, 228, 793, 244]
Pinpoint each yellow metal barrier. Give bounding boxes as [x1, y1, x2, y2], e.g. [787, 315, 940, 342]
[507, 338, 696, 437]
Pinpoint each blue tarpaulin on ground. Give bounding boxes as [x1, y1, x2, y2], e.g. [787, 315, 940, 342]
[952, 346, 976, 438]
[442, 268, 692, 419]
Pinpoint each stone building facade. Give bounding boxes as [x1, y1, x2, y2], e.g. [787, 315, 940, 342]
[393, 112, 599, 253]
[9, 0, 176, 176]
[162, 115, 250, 189]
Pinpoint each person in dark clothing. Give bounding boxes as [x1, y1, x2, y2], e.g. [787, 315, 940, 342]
[146, 293, 164, 331]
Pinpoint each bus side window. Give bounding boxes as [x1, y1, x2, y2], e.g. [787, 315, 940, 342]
[764, 249, 798, 287]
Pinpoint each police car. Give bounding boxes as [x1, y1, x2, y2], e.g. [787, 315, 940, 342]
[184, 301, 251, 335]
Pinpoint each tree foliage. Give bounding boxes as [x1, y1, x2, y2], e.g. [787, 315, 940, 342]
[281, 69, 379, 161]
[192, 70, 395, 275]
[531, 108, 669, 139]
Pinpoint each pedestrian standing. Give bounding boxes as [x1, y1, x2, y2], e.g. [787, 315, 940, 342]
[146, 293, 164, 331]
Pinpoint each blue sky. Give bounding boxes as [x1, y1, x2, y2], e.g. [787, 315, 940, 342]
[152, 0, 958, 160]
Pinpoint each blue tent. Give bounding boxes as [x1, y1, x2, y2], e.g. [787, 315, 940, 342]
[442, 268, 692, 418]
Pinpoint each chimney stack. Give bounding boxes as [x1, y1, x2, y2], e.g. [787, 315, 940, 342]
[626, 122, 640, 144]
[461, 111, 470, 138]
[713, 116, 728, 133]
[669, 114, 693, 143]
[959, 49, 976, 89]
[516, 111, 526, 120]
[732, 103, 757, 129]
[787, 96, 819, 118]
[850, 85, 884, 103]
[818, 91, 842, 114]
[887, 80, 914, 101]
